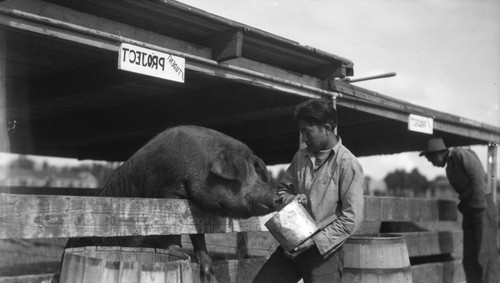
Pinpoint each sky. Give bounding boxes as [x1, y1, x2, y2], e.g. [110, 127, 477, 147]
[175, 0, 500, 181]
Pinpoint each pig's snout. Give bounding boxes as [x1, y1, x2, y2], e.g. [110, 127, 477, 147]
[244, 187, 276, 216]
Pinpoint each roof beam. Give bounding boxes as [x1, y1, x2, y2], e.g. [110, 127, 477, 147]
[307, 61, 353, 80]
[0, 4, 338, 99]
[332, 80, 500, 144]
[205, 30, 243, 62]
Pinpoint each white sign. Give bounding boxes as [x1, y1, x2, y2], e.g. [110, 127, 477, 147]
[118, 43, 185, 83]
[408, 114, 434, 134]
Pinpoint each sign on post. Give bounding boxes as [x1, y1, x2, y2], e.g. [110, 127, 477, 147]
[408, 114, 433, 134]
[118, 43, 185, 83]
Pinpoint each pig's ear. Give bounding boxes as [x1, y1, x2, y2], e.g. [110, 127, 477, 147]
[211, 151, 248, 181]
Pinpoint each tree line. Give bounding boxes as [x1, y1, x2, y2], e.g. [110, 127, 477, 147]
[5, 155, 499, 196]
[6, 155, 120, 188]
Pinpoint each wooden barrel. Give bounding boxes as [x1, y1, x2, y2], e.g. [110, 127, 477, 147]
[342, 233, 412, 283]
[60, 246, 193, 283]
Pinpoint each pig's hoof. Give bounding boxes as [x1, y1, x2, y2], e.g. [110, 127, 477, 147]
[195, 251, 214, 275]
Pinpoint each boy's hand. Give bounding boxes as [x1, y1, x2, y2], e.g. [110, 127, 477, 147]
[283, 238, 314, 259]
[294, 194, 308, 206]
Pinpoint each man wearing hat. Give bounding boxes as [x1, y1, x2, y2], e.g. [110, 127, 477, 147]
[420, 138, 498, 283]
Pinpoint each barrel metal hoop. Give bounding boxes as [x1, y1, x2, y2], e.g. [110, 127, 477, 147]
[343, 266, 412, 274]
[346, 233, 406, 245]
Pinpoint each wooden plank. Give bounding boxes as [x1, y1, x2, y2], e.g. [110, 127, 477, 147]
[340, 96, 499, 144]
[46, 0, 354, 78]
[0, 28, 8, 153]
[333, 80, 500, 144]
[0, 2, 339, 100]
[0, 8, 117, 52]
[0, 194, 459, 239]
[487, 145, 497, 199]
[0, 258, 268, 283]
[7, 259, 464, 283]
[411, 260, 465, 283]
[0, 238, 65, 273]
[208, 30, 243, 62]
[307, 61, 348, 80]
[0, 9, 332, 102]
[192, 258, 267, 283]
[363, 196, 458, 222]
[0, 193, 273, 239]
[0, 186, 102, 196]
[243, 36, 352, 79]
[403, 231, 462, 257]
[0, 259, 468, 283]
[0, 273, 58, 283]
[225, 57, 324, 89]
[0, 0, 212, 59]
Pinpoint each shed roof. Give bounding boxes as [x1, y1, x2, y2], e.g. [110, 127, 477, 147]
[47, 0, 354, 79]
[1, 0, 498, 165]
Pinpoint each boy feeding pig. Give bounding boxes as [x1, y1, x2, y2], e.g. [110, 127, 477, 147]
[254, 98, 365, 283]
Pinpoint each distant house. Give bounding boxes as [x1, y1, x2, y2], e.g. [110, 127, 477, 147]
[0, 167, 98, 188]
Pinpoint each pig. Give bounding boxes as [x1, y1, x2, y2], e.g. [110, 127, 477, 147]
[65, 125, 276, 276]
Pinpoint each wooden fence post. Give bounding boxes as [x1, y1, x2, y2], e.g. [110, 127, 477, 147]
[332, 96, 337, 135]
[236, 232, 247, 259]
[487, 143, 497, 203]
[0, 28, 10, 153]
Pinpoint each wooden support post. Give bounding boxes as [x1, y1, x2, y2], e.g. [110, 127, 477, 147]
[236, 232, 247, 259]
[0, 28, 9, 153]
[487, 143, 497, 203]
[332, 96, 338, 135]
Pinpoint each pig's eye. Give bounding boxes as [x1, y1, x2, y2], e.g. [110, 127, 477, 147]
[254, 161, 269, 183]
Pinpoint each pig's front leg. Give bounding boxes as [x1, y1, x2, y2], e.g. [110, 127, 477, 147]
[190, 233, 214, 276]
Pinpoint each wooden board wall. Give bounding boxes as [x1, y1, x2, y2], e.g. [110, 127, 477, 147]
[0, 193, 458, 239]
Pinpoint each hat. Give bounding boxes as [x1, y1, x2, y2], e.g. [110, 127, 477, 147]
[419, 138, 447, 156]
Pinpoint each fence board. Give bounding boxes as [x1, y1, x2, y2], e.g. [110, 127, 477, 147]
[403, 231, 462, 258]
[0, 259, 467, 283]
[0, 273, 57, 283]
[363, 196, 458, 222]
[411, 260, 465, 283]
[0, 193, 272, 239]
[0, 194, 458, 239]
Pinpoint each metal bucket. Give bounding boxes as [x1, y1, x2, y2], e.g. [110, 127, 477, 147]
[265, 199, 319, 251]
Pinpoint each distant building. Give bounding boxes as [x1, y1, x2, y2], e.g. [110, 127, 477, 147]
[365, 177, 388, 196]
[0, 167, 98, 188]
[428, 176, 457, 200]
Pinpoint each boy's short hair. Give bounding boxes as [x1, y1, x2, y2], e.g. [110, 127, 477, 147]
[294, 98, 338, 128]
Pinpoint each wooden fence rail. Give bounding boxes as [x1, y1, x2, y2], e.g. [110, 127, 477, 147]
[0, 193, 458, 239]
[0, 192, 465, 283]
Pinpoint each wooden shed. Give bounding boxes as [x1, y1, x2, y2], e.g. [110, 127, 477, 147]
[1, 0, 498, 164]
[0, 0, 499, 282]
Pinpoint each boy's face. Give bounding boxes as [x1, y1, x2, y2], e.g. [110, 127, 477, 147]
[298, 120, 329, 153]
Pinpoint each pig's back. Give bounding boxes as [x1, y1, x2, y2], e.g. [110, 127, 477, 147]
[164, 125, 250, 157]
[101, 125, 250, 197]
